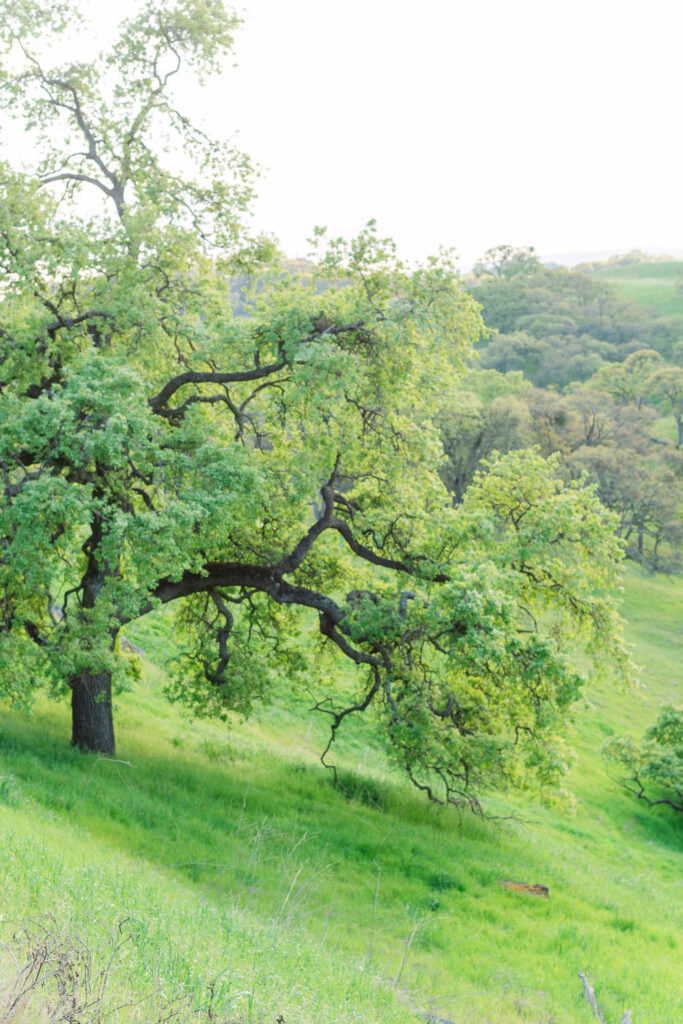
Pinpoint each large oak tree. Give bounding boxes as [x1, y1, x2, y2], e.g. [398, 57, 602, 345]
[0, 0, 630, 811]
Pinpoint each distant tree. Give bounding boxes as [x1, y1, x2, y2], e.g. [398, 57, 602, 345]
[470, 255, 683, 572]
[461, 367, 530, 404]
[470, 262, 661, 381]
[650, 315, 683, 361]
[646, 366, 683, 446]
[470, 276, 551, 335]
[532, 335, 616, 390]
[437, 389, 532, 504]
[485, 393, 533, 453]
[608, 249, 668, 266]
[473, 244, 540, 279]
[604, 706, 683, 814]
[521, 388, 572, 453]
[561, 388, 618, 448]
[576, 250, 674, 272]
[479, 331, 550, 379]
[437, 391, 486, 504]
[567, 444, 682, 571]
[521, 387, 620, 454]
[588, 349, 663, 408]
[440, 367, 682, 572]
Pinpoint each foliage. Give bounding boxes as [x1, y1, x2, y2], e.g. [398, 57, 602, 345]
[646, 365, 683, 446]
[0, 1, 632, 813]
[437, 365, 683, 571]
[436, 369, 533, 503]
[575, 250, 678, 272]
[472, 244, 540, 279]
[587, 348, 663, 408]
[470, 259, 672, 390]
[465, 243, 683, 572]
[604, 705, 683, 814]
[567, 443, 682, 572]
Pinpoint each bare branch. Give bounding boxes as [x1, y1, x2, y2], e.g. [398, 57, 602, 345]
[40, 171, 114, 198]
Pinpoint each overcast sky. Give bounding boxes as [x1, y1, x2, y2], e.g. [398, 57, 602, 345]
[13, 0, 683, 266]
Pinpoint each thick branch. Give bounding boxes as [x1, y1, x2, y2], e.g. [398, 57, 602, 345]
[330, 516, 448, 581]
[621, 773, 683, 813]
[148, 361, 287, 414]
[148, 320, 368, 418]
[276, 459, 339, 574]
[318, 611, 382, 668]
[151, 563, 345, 627]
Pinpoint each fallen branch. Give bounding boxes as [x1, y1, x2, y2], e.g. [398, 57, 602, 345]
[499, 880, 549, 899]
[578, 969, 605, 1021]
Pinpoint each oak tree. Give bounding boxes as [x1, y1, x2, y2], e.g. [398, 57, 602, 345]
[0, 0, 630, 811]
[646, 366, 683, 447]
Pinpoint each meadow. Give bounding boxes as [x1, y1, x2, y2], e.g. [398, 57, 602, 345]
[0, 567, 681, 1023]
[590, 261, 683, 316]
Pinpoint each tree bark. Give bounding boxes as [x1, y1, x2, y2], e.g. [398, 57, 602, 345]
[70, 668, 115, 754]
[70, 506, 117, 754]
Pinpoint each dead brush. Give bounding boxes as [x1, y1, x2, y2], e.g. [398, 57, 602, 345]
[0, 917, 244, 1023]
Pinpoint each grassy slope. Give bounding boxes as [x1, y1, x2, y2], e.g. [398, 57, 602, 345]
[0, 568, 681, 1024]
[591, 261, 683, 316]
[591, 261, 683, 445]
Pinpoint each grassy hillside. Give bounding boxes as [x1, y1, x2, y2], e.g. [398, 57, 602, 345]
[0, 568, 681, 1023]
[591, 261, 683, 315]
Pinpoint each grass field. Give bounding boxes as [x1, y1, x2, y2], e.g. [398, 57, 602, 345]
[0, 567, 681, 1023]
[590, 261, 683, 316]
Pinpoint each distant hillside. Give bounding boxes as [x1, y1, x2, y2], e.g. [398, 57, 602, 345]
[540, 248, 683, 268]
[588, 260, 683, 316]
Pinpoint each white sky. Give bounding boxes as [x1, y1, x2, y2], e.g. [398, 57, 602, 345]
[12, 0, 683, 265]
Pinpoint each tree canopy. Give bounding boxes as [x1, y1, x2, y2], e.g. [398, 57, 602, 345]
[470, 256, 675, 388]
[0, 0, 631, 813]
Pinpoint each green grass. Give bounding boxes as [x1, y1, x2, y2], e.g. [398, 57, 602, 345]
[0, 567, 681, 1023]
[652, 413, 680, 445]
[591, 261, 683, 315]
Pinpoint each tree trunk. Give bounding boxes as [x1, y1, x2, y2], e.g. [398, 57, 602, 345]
[70, 668, 115, 753]
[71, 509, 118, 754]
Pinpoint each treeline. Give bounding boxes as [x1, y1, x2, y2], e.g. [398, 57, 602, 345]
[471, 245, 683, 387]
[441, 246, 683, 571]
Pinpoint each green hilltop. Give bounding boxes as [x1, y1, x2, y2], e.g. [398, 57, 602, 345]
[589, 260, 683, 316]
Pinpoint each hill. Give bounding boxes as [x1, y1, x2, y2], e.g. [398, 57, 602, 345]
[0, 568, 681, 1023]
[590, 261, 683, 316]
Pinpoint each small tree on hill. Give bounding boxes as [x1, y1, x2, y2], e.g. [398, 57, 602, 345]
[646, 366, 683, 447]
[473, 244, 540, 279]
[0, 0, 631, 812]
[604, 706, 683, 814]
